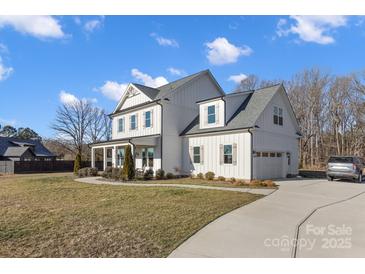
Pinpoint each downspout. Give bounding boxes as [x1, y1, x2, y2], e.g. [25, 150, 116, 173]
[247, 128, 254, 181]
[156, 100, 164, 170]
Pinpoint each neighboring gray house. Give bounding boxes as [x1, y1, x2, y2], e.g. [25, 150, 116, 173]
[90, 69, 301, 179]
[0, 137, 56, 161]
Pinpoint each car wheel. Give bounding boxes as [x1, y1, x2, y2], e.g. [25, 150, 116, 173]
[359, 173, 363, 183]
[327, 176, 333, 181]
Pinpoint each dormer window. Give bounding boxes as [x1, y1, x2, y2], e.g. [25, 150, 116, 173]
[207, 105, 216, 124]
[273, 106, 283, 126]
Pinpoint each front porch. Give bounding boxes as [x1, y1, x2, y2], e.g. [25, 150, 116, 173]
[90, 135, 161, 172]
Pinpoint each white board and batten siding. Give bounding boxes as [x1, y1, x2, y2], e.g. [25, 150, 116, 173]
[253, 88, 300, 179]
[182, 132, 252, 180]
[112, 104, 161, 139]
[162, 73, 224, 173]
[120, 89, 151, 109]
[198, 99, 225, 129]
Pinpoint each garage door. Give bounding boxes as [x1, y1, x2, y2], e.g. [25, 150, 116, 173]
[254, 152, 283, 179]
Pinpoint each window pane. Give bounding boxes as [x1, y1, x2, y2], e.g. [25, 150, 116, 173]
[262, 152, 269, 157]
[279, 108, 283, 116]
[270, 152, 276, 157]
[223, 145, 232, 164]
[118, 118, 124, 132]
[131, 115, 136, 129]
[279, 116, 283, 125]
[277, 153, 282, 157]
[193, 146, 200, 164]
[273, 115, 278, 124]
[207, 105, 216, 124]
[208, 105, 215, 115]
[145, 111, 151, 127]
[194, 155, 200, 163]
[274, 106, 278, 115]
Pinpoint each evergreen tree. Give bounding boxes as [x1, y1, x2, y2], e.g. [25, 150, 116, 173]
[122, 145, 135, 180]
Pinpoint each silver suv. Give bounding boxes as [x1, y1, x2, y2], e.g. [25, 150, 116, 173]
[327, 156, 364, 183]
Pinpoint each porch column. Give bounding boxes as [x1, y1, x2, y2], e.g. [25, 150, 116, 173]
[112, 145, 117, 167]
[103, 147, 107, 171]
[91, 147, 95, 168]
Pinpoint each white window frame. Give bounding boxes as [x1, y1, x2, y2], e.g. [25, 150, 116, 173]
[207, 105, 216, 124]
[130, 114, 137, 130]
[223, 144, 233, 164]
[145, 110, 152, 128]
[193, 146, 200, 164]
[118, 117, 125, 132]
[273, 106, 283, 126]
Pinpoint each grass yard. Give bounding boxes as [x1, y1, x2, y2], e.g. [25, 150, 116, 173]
[0, 174, 262, 258]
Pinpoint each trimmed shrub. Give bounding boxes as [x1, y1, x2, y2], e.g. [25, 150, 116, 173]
[73, 153, 81, 175]
[217, 176, 226, 181]
[143, 168, 154, 180]
[122, 145, 135, 180]
[155, 169, 165, 180]
[205, 171, 215, 180]
[197, 172, 204, 179]
[262, 180, 276, 187]
[233, 180, 249, 186]
[230, 177, 236, 183]
[111, 167, 122, 180]
[102, 167, 113, 178]
[78, 167, 98, 177]
[166, 172, 175, 179]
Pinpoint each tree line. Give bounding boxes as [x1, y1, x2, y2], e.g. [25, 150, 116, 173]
[238, 68, 365, 169]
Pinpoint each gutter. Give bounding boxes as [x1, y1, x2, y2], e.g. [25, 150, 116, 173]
[155, 100, 164, 170]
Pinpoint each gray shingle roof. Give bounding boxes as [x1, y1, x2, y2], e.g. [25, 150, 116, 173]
[0, 137, 56, 158]
[130, 70, 215, 101]
[180, 84, 282, 136]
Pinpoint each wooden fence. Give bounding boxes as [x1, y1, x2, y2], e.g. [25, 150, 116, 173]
[0, 160, 103, 174]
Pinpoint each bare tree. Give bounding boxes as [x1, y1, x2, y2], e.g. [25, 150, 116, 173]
[87, 108, 112, 143]
[51, 100, 94, 159]
[237, 74, 281, 92]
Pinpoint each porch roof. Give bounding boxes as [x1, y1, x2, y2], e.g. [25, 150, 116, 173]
[89, 134, 160, 148]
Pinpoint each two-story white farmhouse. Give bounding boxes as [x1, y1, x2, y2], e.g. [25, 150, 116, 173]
[90, 70, 301, 179]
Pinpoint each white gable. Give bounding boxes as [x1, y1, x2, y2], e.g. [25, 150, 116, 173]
[113, 84, 152, 113]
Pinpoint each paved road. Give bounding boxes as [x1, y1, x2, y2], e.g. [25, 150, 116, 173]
[169, 179, 365, 258]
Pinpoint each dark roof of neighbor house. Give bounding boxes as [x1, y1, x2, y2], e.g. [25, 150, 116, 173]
[180, 84, 282, 136]
[0, 137, 56, 158]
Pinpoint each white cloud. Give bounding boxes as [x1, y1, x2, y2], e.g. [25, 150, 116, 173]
[98, 81, 128, 101]
[59, 90, 79, 105]
[0, 16, 65, 39]
[205, 37, 253, 65]
[150, 33, 179, 47]
[131, 68, 168, 88]
[167, 67, 186, 76]
[59, 90, 97, 105]
[276, 16, 348, 45]
[228, 73, 248, 84]
[84, 18, 103, 33]
[0, 57, 14, 81]
[0, 43, 8, 54]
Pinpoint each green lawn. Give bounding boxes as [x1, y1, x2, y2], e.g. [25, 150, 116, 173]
[0, 174, 262, 258]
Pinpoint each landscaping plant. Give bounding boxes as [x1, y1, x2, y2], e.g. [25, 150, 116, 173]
[122, 145, 135, 180]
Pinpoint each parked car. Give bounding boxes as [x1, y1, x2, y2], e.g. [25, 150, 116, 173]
[327, 156, 364, 183]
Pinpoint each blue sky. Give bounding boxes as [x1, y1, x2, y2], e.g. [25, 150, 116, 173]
[0, 15, 364, 137]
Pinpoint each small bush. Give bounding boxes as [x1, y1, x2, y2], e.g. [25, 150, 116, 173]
[233, 179, 249, 186]
[143, 168, 154, 180]
[205, 171, 215, 180]
[155, 169, 165, 180]
[197, 173, 204, 179]
[262, 180, 276, 187]
[217, 176, 226, 181]
[111, 167, 122, 180]
[102, 166, 113, 178]
[78, 167, 98, 177]
[230, 177, 236, 183]
[166, 172, 175, 179]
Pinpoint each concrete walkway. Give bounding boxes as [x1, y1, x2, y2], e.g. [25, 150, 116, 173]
[169, 179, 365, 258]
[75, 177, 274, 196]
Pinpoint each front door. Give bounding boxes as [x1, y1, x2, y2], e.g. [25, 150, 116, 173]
[142, 147, 154, 169]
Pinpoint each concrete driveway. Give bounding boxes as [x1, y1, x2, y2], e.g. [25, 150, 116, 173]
[169, 179, 365, 258]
